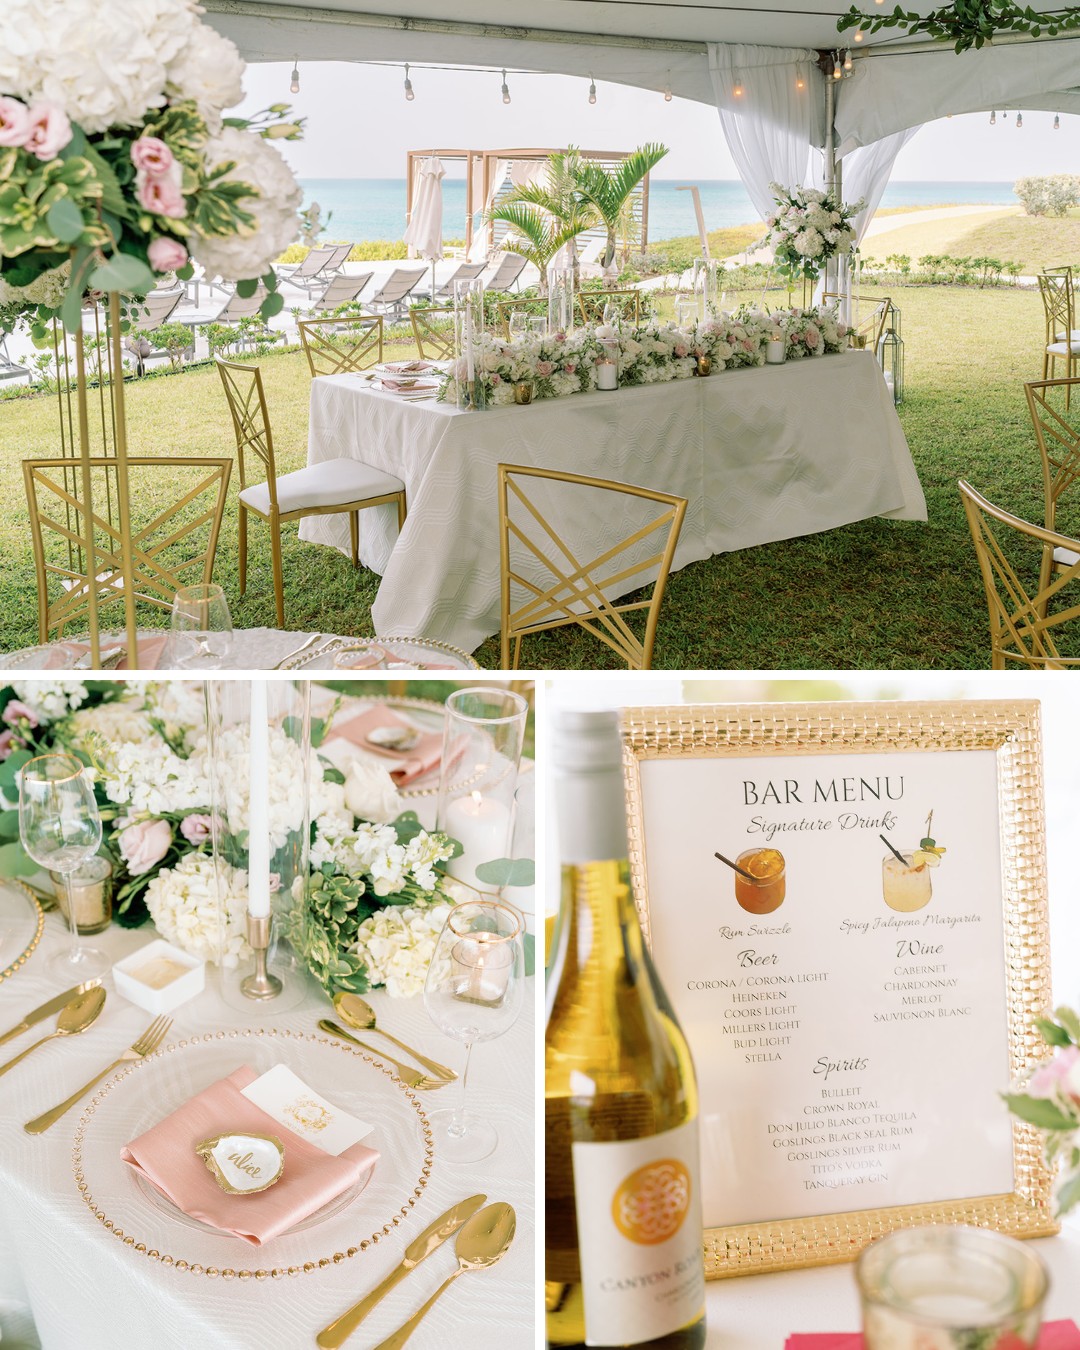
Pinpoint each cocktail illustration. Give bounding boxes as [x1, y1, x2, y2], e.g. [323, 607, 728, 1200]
[881, 812, 946, 913]
[731, 847, 786, 914]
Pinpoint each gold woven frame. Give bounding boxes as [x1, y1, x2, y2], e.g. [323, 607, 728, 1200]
[620, 699, 1057, 1280]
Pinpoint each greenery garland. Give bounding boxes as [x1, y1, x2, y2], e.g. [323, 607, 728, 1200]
[838, 1, 1080, 52]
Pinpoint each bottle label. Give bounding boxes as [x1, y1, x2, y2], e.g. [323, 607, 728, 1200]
[572, 1118, 705, 1346]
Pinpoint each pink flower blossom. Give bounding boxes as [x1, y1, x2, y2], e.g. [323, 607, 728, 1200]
[553, 331, 566, 342]
[118, 818, 173, 875]
[0, 97, 31, 148]
[490, 373, 501, 384]
[23, 103, 71, 160]
[804, 325, 821, 350]
[673, 344, 688, 359]
[0, 729, 14, 760]
[130, 136, 174, 175]
[136, 167, 185, 219]
[179, 813, 214, 845]
[1029, 1046, 1080, 1100]
[563, 362, 576, 374]
[536, 360, 554, 377]
[147, 237, 188, 272]
[2, 700, 38, 729]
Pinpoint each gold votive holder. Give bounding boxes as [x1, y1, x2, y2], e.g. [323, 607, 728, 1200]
[851, 333, 868, 349]
[49, 855, 112, 934]
[696, 355, 713, 376]
[513, 381, 534, 405]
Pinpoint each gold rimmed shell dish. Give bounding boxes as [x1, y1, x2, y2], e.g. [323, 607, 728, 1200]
[195, 1132, 285, 1196]
[366, 725, 421, 752]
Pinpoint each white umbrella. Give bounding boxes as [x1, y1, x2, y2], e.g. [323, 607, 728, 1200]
[403, 154, 445, 298]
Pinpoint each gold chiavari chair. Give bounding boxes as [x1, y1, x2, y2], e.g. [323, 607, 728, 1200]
[958, 477, 1080, 668]
[497, 463, 687, 670]
[496, 296, 544, 338]
[410, 306, 455, 361]
[1037, 273, 1080, 402]
[297, 315, 383, 378]
[23, 455, 231, 643]
[1024, 376, 1080, 605]
[575, 288, 643, 327]
[216, 357, 406, 626]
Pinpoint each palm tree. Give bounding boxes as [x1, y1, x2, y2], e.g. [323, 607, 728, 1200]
[571, 143, 669, 271]
[486, 150, 598, 293]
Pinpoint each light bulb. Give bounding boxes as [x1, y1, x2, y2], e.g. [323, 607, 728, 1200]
[733, 76, 744, 97]
[588, 78, 597, 105]
[1017, 112, 1023, 127]
[663, 85, 673, 101]
[501, 69, 510, 104]
[843, 49, 853, 71]
[990, 110, 996, 124]
[854, 28, 864, 41]
[1055, 114, 1061, 130]
[833, 59, 842, 80]
[289, 60, 299, 95]
[403, 64, 414, 101]
[796, 75, 805, 90]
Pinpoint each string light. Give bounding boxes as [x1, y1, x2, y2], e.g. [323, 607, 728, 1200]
[501, 69, 511, 104]
[796, 74, 805, 90]
[1016, 112, 1023, 127]
[663, 84, 673, 101]
[989, 110, 996, 124]
[289, 58, 300, 94]
[843, 49, 854, 72]
[854, 28, 864, 42]
[833, 56, 842, 80]
[588, 75, 597, 105]
[732, 74, 744, 97]
[403, 63, 414, 101]
[1055, 114, 1061, 130]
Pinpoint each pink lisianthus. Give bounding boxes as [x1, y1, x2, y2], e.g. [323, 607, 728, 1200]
[536, 360, 554, 377]
[0, 729, 15, 760]
[136, 166, 185, 219]
[147, 237, 188, 272]
[130, 136, 174, 175]
[0, 96, 31, 148]
[118, 817, 173, 875]
[179, 813, 214, 845]
[24, 103, 72, 160]
[1029, 1045, 1080, 1100]
[2, 700, 39, 729]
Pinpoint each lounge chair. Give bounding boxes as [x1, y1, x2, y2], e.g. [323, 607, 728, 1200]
[123, 285, 187, 375]
[0, 334, 29, 381]
[430, 261, 486, 302]
[483, 253, 528, 293]
[175, 284, 277, 352]
[278, 243, 352, 295]
[363, 267, 427, 320]
[307, 271, 374, 314]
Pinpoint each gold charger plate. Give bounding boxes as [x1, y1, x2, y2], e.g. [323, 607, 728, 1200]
[0, 880, 45, 983]
[72, 1029, 433, 1279]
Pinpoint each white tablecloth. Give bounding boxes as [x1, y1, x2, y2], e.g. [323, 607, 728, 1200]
[300, 352, 926, 652]
[0, 780, 534, 1350]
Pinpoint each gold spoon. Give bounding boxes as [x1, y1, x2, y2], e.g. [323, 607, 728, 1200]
[334, 993, 457, 1082]
[369, 1203, 517, 1350]
[0, 986, 106, 1080]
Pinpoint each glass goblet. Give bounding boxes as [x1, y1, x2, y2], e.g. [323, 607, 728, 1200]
[508, 311, 529, 341]
[423, 899, 525, 1163]
[19, 753, 108, 979]
[169, 583, 232, 669]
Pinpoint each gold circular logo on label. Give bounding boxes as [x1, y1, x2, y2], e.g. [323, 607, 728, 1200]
[611, 1159, 691, 1246]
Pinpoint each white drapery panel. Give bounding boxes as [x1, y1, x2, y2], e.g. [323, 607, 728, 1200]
[840, 127, 920, 244]
[707, 43, 824, 220]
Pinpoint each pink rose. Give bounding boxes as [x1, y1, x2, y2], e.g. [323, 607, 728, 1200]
[179, 813, 214, 845]
[130, 136, 174, 175]
[118, 818, 173, 875]
[674, 344, 688, 359]
[147, 236, 188, 272]
[2, 700, 38, 729]
[805, 325, 821, 350]
[490, 373, 501, 384]
[563, 362, 576, 374]
[24, 103, 72, 160]
[1029, 1046, 1080, 1100]
[536, 360, 554, 377]
[0, 97, 31, 148]
[0, 729, 14, 760]
[553, 331, 566, 342]
[136, 167, 185, 219]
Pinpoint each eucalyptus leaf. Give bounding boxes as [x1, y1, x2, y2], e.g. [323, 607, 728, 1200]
[235, 277, 258, 299]
[0, 748, 33, 791]
[1055, 1169, 1080, 1216]
[523, 931, 535, 978]
[1055, 1005, 1080, 1045]
[89, 253, 155, 296]
[1035, 1016, 1073, 1048]
[0, 808, 19, 840]
[260, 291, 285, 318]
[1001, 1091, 1076, 1132]
[46, 197, 85, 245]
[474, 857, 535, 887]
[0, 841, 37, 879]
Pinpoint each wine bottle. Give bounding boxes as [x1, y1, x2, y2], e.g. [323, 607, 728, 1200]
[546, 709, 706, 1350]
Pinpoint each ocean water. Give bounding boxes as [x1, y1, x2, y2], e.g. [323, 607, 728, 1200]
[300, 177, 1018, 245]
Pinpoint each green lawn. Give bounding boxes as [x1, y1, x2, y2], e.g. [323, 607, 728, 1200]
[864, 208, 1080, 274]
[0, 284, 1067, 669]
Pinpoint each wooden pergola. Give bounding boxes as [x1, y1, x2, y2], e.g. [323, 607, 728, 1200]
[404, 146, 651, 259]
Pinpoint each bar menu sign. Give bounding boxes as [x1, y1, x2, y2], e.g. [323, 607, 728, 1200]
[622, 702, 1057, 1276]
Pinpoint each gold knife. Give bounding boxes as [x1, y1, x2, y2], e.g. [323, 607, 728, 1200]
[315, 1194, 487, 1349]
[0, 980, 102, 1048]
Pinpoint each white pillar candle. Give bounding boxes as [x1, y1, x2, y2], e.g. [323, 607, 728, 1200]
[247, 680, 271, 918]
[766, 338, 786, 365]
[596, 362, 618, 391]
[444, 790, 512, 887]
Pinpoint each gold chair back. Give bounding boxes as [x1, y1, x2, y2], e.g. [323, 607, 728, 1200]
[958, 477, 1080, 668]
[821, 292, 892, 349]
[1024, 376, 1080, 600]
[297, 316, 383, 377]
[1038, 272, 1074, 348]
[216, 357, 278, 510]
[496, 297, 544, 338]
[410, 307, 455, 361]
[23, 455, 231, 643]
[575, 289, 643, 327]
[497, 463, 687, 670]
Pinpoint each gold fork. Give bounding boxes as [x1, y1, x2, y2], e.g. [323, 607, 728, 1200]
[23, 1015, 173, 1135]
[317, 1020, 443, 1090]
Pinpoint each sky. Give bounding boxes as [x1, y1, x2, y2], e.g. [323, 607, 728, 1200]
[236, 60, 1078, 182]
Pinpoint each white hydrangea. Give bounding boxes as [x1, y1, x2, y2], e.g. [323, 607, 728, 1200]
[144, 851, 251, 967]
[0, 262, 71, 309]
[794, 228, 824, 258]
[354, 902, 453, 998]
[63, 700, 159, 753]
[103, 738, 207, 816]
[193, 127, 302, 279]
[164, 21, 245, 131]
[10, 681, 89, 724]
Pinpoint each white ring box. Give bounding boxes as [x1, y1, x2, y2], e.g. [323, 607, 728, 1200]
[112, 939, 206, 1014]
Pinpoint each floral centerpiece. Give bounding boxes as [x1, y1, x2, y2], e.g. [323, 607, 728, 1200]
[0, 681, 469, 998]
[759, 183, 865, 295]
[0, 0, 305, 335]
[1004, 1005, 1080, 1215]
[441, 327, 598, 407]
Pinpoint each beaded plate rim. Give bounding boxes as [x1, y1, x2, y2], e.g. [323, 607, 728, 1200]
[323, 694, 479, 799]
[71, 1027, 434, 1279]
[281, 636, 480, 673]
[0, 880, 45, 984]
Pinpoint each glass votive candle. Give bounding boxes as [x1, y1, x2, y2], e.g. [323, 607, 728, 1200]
[857, 1226, 1049, 1350]
[49, 854, 113, 934]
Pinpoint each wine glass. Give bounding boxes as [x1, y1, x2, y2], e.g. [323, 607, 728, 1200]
[19, 753, 108, 979]
[674, 294, 695, 330]
[168, 583, 232, 668]
[423, 900, 525, 1162]
[528, 315, 547, 339]
[508, 310, 529, 341]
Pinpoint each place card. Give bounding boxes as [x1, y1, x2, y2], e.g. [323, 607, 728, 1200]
[240, 1065, 373, 1157]
[621, 700, 1056, 1278]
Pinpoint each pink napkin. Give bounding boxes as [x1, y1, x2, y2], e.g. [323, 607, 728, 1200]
[44, 633, 168, 671]
[120, 1066, 379, 1246]
[329, 703, 449, 785]
[785, 1324, 1079, 1349]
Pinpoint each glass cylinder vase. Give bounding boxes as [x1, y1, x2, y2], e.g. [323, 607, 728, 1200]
[453, 278, 488, 411]
[205, 678, 312, 1012]
[547, 266, 574, 336]
[437, 688, 529, 893]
